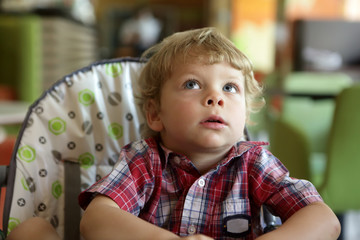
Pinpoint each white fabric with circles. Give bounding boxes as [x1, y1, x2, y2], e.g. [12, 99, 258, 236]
[7, 59, 146, 238]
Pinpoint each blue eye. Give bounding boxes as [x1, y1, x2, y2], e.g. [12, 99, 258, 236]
[184, 80, 200, 89]
[223, 83, 238, 93]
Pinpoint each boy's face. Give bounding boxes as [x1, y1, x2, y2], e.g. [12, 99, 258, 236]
[147, 60, 246, 157]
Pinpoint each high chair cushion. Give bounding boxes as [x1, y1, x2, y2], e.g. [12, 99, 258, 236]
[4, 58, 146, 238]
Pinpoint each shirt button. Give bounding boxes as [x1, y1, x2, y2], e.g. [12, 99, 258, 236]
[188, 225, 196, 234]
[173, 156, 181, 165]
[198, 178, 205, 187]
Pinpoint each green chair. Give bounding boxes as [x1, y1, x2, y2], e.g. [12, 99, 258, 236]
[269, 118, 311, 181]
[268, 72, 353, 189]
[269, 97, 334, 186]
[319, 85, 360, 213]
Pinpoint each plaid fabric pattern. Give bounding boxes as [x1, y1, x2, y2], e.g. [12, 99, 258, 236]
[79, 138, 322, 239]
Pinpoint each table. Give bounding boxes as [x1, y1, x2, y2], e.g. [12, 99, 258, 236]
[283, 72, 353, 99]
[0, 101, 29, 125]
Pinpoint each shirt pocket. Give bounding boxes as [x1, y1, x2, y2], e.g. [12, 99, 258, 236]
[221, 198, 250, 216]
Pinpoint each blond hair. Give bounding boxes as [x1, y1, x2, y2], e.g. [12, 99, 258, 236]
[138, 27, 265, 138]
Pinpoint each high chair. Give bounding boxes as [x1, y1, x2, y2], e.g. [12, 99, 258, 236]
[1, 58, 278, 239]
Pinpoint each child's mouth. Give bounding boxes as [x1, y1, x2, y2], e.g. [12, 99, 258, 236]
[201, 116, 226, 129]
[206, 119, 222, 123]
[203, 115, 225, 123]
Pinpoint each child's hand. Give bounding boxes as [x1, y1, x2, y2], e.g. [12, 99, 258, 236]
[180, 234, 214, 240]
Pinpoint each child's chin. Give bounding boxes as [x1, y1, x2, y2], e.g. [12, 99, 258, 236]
[198, 138, 232, 150]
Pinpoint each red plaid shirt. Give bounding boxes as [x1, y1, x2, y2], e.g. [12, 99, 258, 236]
[79, 138, 322, 239]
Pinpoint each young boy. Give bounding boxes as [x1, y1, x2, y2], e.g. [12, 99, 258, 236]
[78, 27, 340, 240]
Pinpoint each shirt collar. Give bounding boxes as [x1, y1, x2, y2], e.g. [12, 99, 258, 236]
[220, 141, 269, 166]
[155, 138, 268, 172]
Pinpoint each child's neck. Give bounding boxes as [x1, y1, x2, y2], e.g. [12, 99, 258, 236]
[186, 148, 231, 175]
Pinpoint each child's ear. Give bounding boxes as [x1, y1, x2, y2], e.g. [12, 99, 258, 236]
[146, 100, 163, 132]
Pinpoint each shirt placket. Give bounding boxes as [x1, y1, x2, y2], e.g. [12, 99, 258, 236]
[179, 176, 208, 236]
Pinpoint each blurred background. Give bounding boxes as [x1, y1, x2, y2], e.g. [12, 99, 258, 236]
[1, 0, 360, 239]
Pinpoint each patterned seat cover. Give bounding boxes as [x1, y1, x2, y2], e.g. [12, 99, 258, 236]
[3, 58, 146, 239]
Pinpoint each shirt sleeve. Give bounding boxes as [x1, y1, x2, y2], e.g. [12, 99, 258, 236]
[78, 139, 161, 216]
[248, 146, 323, 221]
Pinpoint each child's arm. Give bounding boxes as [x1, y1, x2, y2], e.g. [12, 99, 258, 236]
[7, 217, 61, 240]
[257, 201, 341, 240]
[80, 195, 214, 240]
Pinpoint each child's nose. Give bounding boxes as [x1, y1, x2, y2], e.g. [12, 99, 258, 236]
[205, 94, 224, 107]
